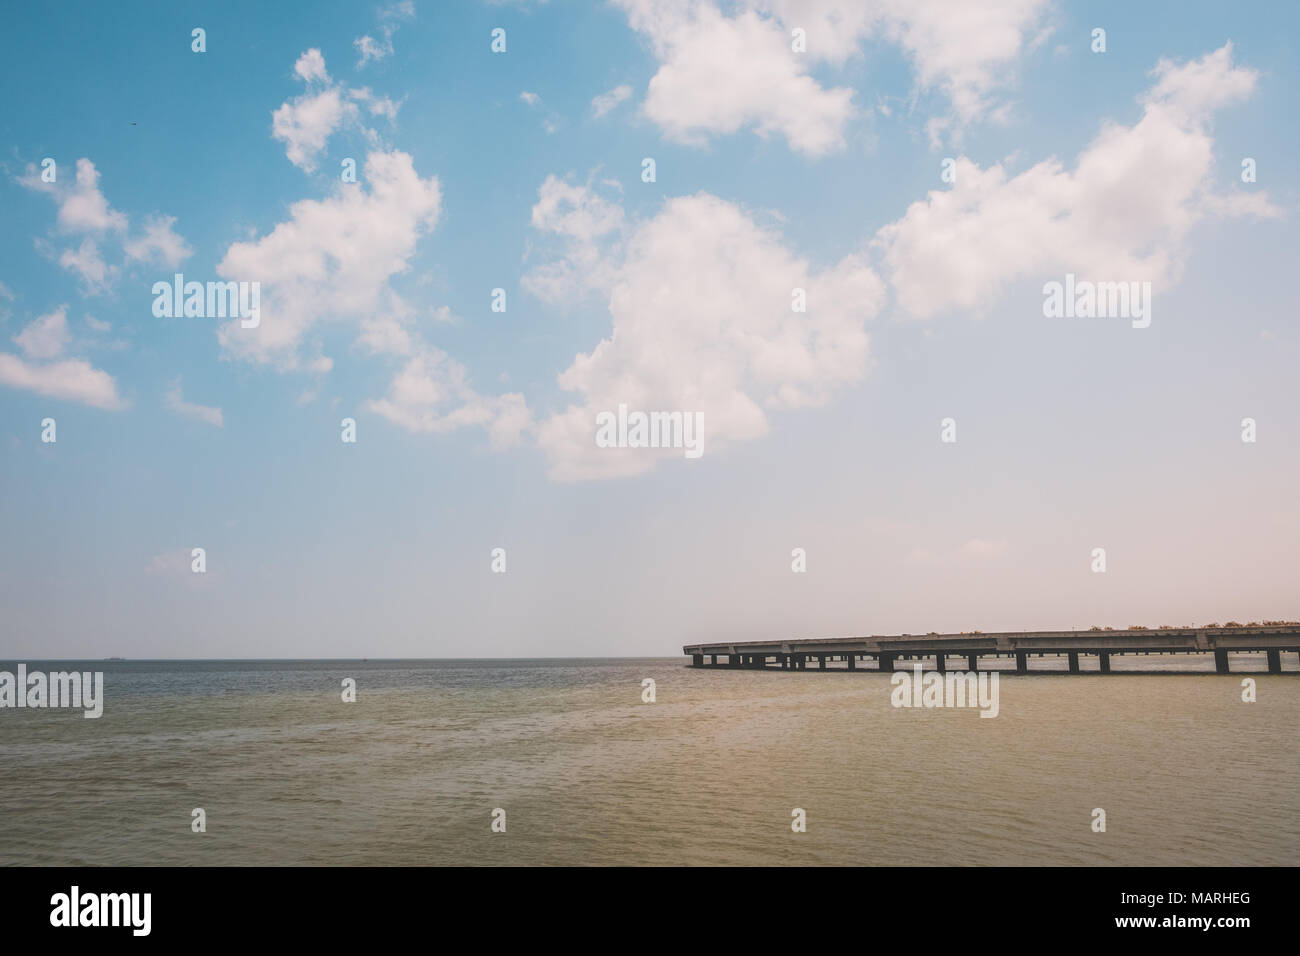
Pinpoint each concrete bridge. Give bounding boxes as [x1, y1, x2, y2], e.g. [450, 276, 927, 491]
[684, 625, 1300, 674]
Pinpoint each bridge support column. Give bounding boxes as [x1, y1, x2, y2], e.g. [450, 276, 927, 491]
[710, 654, 717, 666]
[967, 653, 978, 671]
[818, 655, 826, 670]
[729, 654, 740, 667]
[847, 655, 856, 671]
[878, 653, 894, 672]
[1099, 651, 1111, 674]
[692, 654, 703, 667]
[934, 653, 946, 673]
[1067, 652, 1080, 674]
[1267, 649, 1281, 674]
[1214, 649, 1230, 674]
[1015, 651, 1027, 674]
[780, 654, 789, 670]
[797, 655, 806, 670]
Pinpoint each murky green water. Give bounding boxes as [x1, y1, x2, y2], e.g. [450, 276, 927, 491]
[1, 658, 1296, 865]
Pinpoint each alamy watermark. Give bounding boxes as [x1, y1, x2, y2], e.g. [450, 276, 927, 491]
[50, 886, 150, 936]
[1043, 273, 1151, 328]
[0, 665, 103, 718]
[152, 273, 260, 328]
[890, 664, 999, 718]
[594, 403, 704, 459]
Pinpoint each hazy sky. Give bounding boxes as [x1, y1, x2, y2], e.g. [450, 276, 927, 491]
[2, 0, 1297, 658]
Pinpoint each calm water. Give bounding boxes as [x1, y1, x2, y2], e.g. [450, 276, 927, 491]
[1, 656, 1297, 866]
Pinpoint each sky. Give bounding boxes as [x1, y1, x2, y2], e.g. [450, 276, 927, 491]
[1, 0, 1297, 659]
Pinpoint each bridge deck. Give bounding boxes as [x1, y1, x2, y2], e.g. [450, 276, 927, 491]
[683, 626, 1300, 674]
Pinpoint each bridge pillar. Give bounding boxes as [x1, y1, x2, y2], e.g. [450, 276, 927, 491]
[934, 653, 946, 673]
[878, 653, 894, 672]
[967, 653, 978, 671]
[692, 654, 703, 667]
[710, 654, 717, 666]
[780, 654, 789, 670]
[1015, 651, 1027, 674]
[847, 655, 856, 671]
[1067, 652, 1080, 674]
[729, 654, 740, 667]
[1214, 649, 1230, 674]
[1099, 651, 1111, 674]
[818, 655, 826, 670]
[797, 655, 806, 670]
[1267, 649, 1281, 674]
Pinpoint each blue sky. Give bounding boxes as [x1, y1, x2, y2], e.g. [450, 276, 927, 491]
[2, 0, 1297, 658]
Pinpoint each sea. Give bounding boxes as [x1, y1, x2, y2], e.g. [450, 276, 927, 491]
[1, 655, 1297, 866]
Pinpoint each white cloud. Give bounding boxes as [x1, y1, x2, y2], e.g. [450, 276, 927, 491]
[294, 48, 330, 84]
[519, 91, 541, 107]
[354, 0, 415, 68]
[57, 238, 116, 294]
[366, 347, 531, 450]
[0, 352, 124, 409]
[591, 84, 633, 118]
[615, 0, 1050, 153]
[273, 85, 360, 172]
[50, 158, 128, 233]
[536, 191, 883, 480]
[273, 50, 402, 170]
[352, 88, 401, 120]
[522, 175, 626, 305]
[165, 379, 223, 427]
[870, 0, 1050, 143]
[216, 150, 442, 370]
[124, 214, 193, 267]
[13, 306, 69, 360]
[616, 0, 855, 156]
[19, 157, 190, 290]
[0, 281, 15, 301]
[356, 299, 418, 357]
[873, 43, 1277, 318]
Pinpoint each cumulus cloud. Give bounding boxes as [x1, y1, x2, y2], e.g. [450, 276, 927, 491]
[0, 353, 123, 409]
[57, 239, 116, 294]
[873, 43, 1277, 318]
[0, 305, 124, 408]
[294, 47, 330, 83]
[272, 77, 360, 171]
[614, 0, 1050, 153]
[123, 214, 193, 268]
[366, 347, 532, 450]
[18, 157, 191, 292]
[12, 305, 69, 360]
[39, 158, 128, 233]
[216, 149, 442, 370]
[165, 379, 223, 427]
[616, 0, 855, 156]
[535, 191, 883, 480]
[522, 175, 626, 305]
[272, 50, 402, 171]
